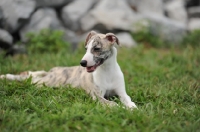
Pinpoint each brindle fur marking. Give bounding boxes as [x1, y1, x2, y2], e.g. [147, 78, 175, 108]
[89, 35, 113, 64]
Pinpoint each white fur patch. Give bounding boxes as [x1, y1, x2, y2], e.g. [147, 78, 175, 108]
[81, 39, 96, 67]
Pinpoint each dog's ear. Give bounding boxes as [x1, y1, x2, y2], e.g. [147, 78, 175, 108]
[105, 33, 120, 45]
[85, 31, 97, 46]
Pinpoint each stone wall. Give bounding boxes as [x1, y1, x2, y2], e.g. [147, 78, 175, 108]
[0, 0, 200, 54]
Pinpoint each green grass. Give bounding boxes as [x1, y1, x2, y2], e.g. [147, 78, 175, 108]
[0, 45, 200, 132]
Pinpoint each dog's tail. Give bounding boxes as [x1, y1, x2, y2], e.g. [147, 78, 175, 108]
[0, 71, 47, 81]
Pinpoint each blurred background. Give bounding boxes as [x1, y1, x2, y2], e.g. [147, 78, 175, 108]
[0, 0, 200, 55]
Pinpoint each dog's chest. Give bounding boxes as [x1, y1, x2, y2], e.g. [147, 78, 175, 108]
[93, 68, 121, 91]
[95, 75, 113, 90]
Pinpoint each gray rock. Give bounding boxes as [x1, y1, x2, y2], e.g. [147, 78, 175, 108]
[0, 9, 4, 28]
[0, 0, 36, 33]
[20, 8, 63, 41]
[188, 6, 200, 18]
[0, 29, 13, 49]
[125, 0, 137, 10]
[163, 0, 173, 3]
[116, 32, 137, 47]
[80, 0, 142, 32]
[34, 0, 72, 8]
[130, 18, 150, 33]
[188, 18, 200, 31]
[63, 29, 80, 49]
[131, 14, 187, 43]
[61, 0, 98, 31]
[146, 14, 187, 43]
[127, 0, 164, 16]
[165, 0, 188, 25]
[20, 8, 79, 46]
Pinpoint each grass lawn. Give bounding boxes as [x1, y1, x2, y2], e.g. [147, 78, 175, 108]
[0, 45, 199, 132]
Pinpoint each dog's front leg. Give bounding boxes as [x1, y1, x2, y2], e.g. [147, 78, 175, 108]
[120, 93, 137, 109]
[115, 88, 138, 109]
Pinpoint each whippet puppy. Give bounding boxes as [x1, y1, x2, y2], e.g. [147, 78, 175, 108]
[0, 31, 137, 109]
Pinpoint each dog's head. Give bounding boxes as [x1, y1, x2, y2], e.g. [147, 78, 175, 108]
[80, 31, 120, 72]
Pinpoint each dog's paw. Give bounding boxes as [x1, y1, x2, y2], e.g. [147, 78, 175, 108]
[108, 101, 118, 107]
[101, 99, 118, 107]
[104, 100, 118, 107]
[126, 102, 138, 110]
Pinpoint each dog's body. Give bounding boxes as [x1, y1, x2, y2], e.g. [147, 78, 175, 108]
[0, 31, 137, 109]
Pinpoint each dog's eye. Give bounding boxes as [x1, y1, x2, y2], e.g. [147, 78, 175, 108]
[94, 47, 101, 51]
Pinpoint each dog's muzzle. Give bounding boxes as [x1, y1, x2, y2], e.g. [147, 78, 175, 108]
[80, 59, 104, 73]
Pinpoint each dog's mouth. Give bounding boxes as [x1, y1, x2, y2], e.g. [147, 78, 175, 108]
[86, 59, 104, 73]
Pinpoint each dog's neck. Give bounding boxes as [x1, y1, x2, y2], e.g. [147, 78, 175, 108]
[92, 46, 121, 93]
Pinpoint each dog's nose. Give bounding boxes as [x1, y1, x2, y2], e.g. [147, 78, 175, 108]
[80, 60, 87, 67]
